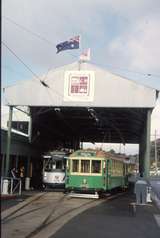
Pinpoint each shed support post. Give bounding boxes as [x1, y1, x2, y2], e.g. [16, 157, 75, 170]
[5, 106, 13, 177]
[139, 142, 143, 177]
[28, 108, 32, 143]
[26, 156, 31, 177]
[15, 155, 19, 170]
[139, 128, 146, 177]
[1, 154, 5, 177]
[25, 156, 31, 190]
[144, 109, 151, 178]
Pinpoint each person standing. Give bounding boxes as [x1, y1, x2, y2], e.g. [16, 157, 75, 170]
[20, 166, 25, 189]
[11, 168, 17, 179]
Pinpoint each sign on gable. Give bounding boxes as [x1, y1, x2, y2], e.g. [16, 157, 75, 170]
[64, 71, 95, 102]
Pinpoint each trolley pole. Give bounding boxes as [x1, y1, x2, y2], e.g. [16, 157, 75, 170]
[5, 106, 13, 177]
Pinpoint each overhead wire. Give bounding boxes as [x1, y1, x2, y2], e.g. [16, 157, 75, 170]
[91, 61, 160, 79]
[3, 17, 159, 146]
[2, 15, 78, 59]
[3, 16, 160, 78]
[103, 64, 160, 78]
[3, 16, 57, 47]
[2, 40, 81, 139]
[2, 41, 42, 81]
[1, 41, 70, 103]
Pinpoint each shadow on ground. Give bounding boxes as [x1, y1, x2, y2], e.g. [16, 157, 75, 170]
[52, 193, 160, 238]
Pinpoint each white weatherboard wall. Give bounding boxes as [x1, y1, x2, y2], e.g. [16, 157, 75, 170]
[4, 61, 157, 108]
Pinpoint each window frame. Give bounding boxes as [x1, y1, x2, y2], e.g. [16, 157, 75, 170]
[71, 159, 80, 173]
[70, 157, 102, 176]
[91, 160, 102, 174]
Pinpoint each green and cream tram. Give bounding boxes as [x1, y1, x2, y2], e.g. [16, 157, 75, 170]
[65, 149, 130, 194]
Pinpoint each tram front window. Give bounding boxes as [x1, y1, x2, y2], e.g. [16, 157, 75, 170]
[56, 160, 62, 169]
[44, 159, 64, 172]
[92, 160, 101, 173]
[81, 160, 90, 173]
[45, 159, 53, 172]
[72, 160, 79, 172]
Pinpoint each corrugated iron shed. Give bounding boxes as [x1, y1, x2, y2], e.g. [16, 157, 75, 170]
[3, 61, 159, 177]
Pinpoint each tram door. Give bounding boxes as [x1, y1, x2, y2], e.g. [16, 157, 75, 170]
[106, 160, 111, 190]
[102, 160, 107, 190]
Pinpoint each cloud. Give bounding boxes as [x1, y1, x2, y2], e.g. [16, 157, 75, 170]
[2, 0, 160, 154]
[108, 17, 160, 71]
[2, 0, 160, 71]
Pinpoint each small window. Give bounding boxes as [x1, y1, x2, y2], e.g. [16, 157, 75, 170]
[72, 160, 79, 172]
[81, 160, 90, 173]
[92, 160, 101, 173]
[56, 160, 62, 169]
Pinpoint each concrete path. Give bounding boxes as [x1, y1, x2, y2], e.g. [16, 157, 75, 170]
[52, 194, 160, 238]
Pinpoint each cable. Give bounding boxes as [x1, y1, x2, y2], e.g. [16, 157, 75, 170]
[3, 16, 160, 78]
[3, 16, 55, 47]
[2, 41, 42, 81]
[92, 61, 160, 78]
[2, 41, 69, 102]
[3, 16, 78, 59]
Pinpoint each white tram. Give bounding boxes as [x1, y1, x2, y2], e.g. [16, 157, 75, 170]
[42, 151, 68, 188]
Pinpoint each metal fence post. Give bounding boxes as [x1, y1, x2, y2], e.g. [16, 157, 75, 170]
[10, 178, 13, 194]
[19, 179, 22, 195]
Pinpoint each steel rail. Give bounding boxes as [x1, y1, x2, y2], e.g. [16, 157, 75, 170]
[25, 191, 127, 238]
[2, 192, 47, 222]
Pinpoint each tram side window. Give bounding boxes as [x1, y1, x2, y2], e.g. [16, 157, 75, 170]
[81, 160, 90, 173]
[92, 160, 101, 173]
[72, 160, 79, 172]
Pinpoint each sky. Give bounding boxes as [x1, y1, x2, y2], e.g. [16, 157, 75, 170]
[2, 0, 160, 154]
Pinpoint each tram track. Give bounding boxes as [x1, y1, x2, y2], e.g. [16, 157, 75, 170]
[2, 192, 47, 223]
[25, 194, 68, 238]
[2, 191, 127, 238]
[25, 191, 127, 238]
[2, 205, 47, 224]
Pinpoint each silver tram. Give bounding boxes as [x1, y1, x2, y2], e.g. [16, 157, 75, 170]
[42, 151, 68, 188]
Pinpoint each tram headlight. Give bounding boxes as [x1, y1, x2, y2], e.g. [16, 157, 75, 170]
[44, 172, 47, 177]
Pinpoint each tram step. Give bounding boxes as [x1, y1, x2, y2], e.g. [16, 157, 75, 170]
[68, 192, 99, 199]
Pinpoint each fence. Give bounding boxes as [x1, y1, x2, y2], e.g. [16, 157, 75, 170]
[1, 177, 22, 195]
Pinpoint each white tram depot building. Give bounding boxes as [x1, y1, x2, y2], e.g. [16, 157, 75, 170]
[2, 61, 159, 189]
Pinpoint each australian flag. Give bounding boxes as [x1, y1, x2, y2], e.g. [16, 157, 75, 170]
[56, 35, 80, 53]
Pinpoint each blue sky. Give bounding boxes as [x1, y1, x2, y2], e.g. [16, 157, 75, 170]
[2, 0, 160, 88]
[2, 0, 160, 154]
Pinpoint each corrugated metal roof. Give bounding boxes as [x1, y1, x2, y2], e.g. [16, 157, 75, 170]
[3, 61, 159, 147]
[3, 61, 158, 108]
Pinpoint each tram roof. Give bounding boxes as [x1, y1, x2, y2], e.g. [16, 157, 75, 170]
[3, 61, 159, 148]
[70, 149, 128, 161]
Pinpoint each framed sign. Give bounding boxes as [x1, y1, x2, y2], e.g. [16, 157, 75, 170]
[64, 71, 95, 102]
